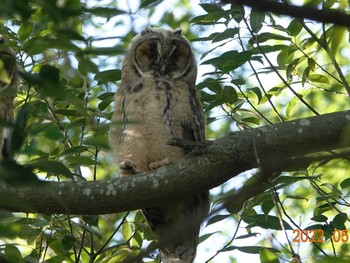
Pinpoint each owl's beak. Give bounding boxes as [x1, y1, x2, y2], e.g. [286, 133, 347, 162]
[159, 61, 167, 75]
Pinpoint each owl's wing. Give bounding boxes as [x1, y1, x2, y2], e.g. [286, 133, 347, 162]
[0, 36, 17, 160]
[142, 87, 209, 262]
[183, 87, 205, 143]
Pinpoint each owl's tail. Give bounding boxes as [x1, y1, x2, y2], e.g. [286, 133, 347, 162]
[159, 237, 198, 263]
[142, 192, 209, 263]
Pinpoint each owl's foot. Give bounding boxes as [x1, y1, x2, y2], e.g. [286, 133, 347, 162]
[149, 158, 172, 170]
[119, 160, 139, 174]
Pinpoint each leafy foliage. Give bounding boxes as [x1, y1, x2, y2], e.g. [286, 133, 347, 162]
[0, 0, 349, 262]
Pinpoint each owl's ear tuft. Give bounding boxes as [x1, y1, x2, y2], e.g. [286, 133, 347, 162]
[141, 28, 153, 35]
[174, 28, 182, 35]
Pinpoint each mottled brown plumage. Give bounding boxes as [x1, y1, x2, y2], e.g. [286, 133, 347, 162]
[0, 36, 17, 160]
[110, 28, 209, 262]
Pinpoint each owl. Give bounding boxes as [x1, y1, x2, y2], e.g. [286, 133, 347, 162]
[110, 28, 209, 263]
[0, 35, 17, 160]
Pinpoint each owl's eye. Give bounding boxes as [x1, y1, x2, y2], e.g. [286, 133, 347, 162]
[146, 52, 157, 60]
[170, 52, 179, 62]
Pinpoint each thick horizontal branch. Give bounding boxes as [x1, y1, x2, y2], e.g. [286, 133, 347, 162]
[224, 0, 350, 28]
[0, 110, 350, 215]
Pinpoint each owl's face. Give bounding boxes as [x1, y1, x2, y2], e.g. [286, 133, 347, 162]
[131, 28, 194, 78]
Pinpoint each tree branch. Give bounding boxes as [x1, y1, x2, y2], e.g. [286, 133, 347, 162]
[223, 0, 350, 28]
[0, 110, 349, 215]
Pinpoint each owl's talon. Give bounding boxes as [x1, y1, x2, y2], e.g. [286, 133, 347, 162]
[149, 158, 172, 170]
[119, 160, 139, 174]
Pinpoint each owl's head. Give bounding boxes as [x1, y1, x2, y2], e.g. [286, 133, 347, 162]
[128, 28, 196, 78]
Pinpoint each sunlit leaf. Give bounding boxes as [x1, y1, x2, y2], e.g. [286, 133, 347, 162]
[330, 26, 346, 55]
[260, 248, 280, 263]
[18, 22, 33, 41]
[308, 74, 329, 84]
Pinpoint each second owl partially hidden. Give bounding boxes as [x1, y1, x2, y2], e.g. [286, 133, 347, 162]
[110, 28, 209, 263]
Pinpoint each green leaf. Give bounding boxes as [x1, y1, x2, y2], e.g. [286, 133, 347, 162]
[83, 135, 110, 149]
[308, 74, 329, 84]
[18, 22, 33, 41]
[330, 26, 346, 55]
[94, 69, 121, 83]
[87, 7, 125, 17]
[251, 33, 291, 44]
[261, 199, 274, 216]
[250, 9, 265, 33]
[231, 3, 245, 23]
[244, 215, 292, 230]
[62, 235, 76, 251]
[191, 11, 230, 24]
[260, 248, 280, 263]
[98, 97, 114, 111]
[29, 123, 64, 141]
[98, 92, 115, 100]
[78, 57, 98, 75]
[222, 85, 238, 104]
[235, 233, 259, 240]
[250, 45, 288, 54]
[198, 232, 218, 244]
[28, 160, 73, 178]
[241, 117, 260, 125]
[44, 255, 68, 263]
[64, 156, 98, 167]
[212, 28, 239, 43]
[75, 223, 102, 240]
[314, 203, 337, 216]
[122, 222, 134, 241]
[139, 0, 162, 9]
[199, 3, 224, 13]
[311, 215, 328, 222]
[340, 178, 350, 189]
[202, 50, 252, 73]
[5, 244, 22, 262]
[287, 18, 303, 36]
[331, 213, 347, 230]
[83, 215, 99, 227]
[206, 214, 230, 226]
[22, 36, 48, 55]
[249, 87, 262, 103]
[60, 146, 88, 156]
[219, 245, 277, 254]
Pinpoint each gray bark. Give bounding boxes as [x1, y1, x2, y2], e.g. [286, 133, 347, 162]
[0, 110, 349, 215]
